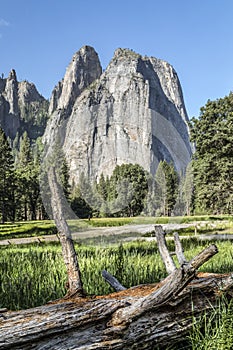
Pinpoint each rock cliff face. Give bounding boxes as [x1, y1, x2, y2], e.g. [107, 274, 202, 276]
[44, 46, 192, 184]
[0, 70, 48, 140]
[49, 45, 102, 115]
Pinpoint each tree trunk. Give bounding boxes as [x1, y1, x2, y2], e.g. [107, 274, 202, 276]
[2, 161, 232, 349]
[1, 226, 233, 349]
[47, 167, 84, 296]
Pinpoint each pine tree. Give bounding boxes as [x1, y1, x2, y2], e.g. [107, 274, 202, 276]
[97, 173, 108, 201]
[183, 162, 194, 216]
[190, 93, 233, 214]
[16, 132, 40, 220]
[108, 164, 148, 216]
[155, 161, 167, 216]
[155, 161, 179, 216]
[0, 128, 15, 223]
[70, 185, 93, 219]
[60, 157, 71, 200]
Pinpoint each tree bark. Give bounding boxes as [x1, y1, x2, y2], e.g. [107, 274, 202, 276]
[102, 270, 127, 291]
[1, 231, 233, 349]
[48, 167, 84, 296]
[154, 225, 176, 273]
[2, 157, 232, 349]
[0, 272, 232, 349]
[173, 231, 187, 265]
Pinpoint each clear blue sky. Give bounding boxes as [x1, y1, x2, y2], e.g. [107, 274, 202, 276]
[1, 0, 233, 118]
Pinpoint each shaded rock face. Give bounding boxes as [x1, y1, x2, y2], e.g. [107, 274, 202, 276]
[0, 70, 48, 140]
[0, 69, 20, 138]
[44, 46, 192, 184]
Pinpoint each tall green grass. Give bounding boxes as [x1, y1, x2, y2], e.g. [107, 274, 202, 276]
[0, 220, 57, 240]
[1, 238, 233, 348]
[189, 298, 233, 350]
[0, 240, 167, 310]
[84, 215, 233, 227]
[1, 239, 233, 311]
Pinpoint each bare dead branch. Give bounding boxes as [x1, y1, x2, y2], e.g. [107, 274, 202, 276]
[110, 244, 218, 327]
[48, 167, 84, 296]
[102, 270, 127, 291]
[1, 271, 233, 349]
[173, 231, 187, 265]
[154, 225, 176, 274]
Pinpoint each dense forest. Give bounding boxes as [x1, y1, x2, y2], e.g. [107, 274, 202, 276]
[0, 92, 232, 222]
[190, 92, 233, 214]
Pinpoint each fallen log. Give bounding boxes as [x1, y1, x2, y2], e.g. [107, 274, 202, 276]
[1, 227, 233, 349]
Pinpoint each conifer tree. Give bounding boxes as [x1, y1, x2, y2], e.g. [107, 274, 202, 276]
[183, 162, 194, 216]
[16, 132, 40, 220]
[108, 164, 148, 216]
[190, 93, 233, 214]
[155, 161, 179, 216]
[0, 128, 15, 223]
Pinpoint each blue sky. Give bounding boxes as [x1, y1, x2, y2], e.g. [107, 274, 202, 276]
[0, 0, 233, 118]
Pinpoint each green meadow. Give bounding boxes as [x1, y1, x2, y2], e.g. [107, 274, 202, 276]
[1, 216, 233, 349]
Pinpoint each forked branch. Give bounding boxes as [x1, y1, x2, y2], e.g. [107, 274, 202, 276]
[110, 240, 218, 327]
[0, 224, 232, 350]
[154, 225, 176, 273]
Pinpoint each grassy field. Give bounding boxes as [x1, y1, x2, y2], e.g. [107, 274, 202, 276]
[1, 216, 233, 349]
[0, 220, 57, 240]
[0, 215, 232, 241]
[1, 238, 233, 310]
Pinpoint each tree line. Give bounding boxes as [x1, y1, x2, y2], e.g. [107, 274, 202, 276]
[70, 162, 193, 218]
[0, 91, 232, 222]
[0, 129, 69, 223]
[0, 126, 193, 222]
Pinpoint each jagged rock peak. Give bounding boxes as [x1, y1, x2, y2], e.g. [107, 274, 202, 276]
[113, 48, 141, 59]
[106, 48, 188, 124]
[44, 46, 192, 185]
[8, 69, 17, 80]
[0, 70, 48, 140]
[4, 69, 19, 116]
[49, 45, 102, 115]
[18, 80, 45, 105]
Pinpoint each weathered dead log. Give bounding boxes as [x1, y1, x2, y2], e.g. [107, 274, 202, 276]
[0, 273, 233, 349]
[1, 230, 233, 349]
[48, 167, 84, 297]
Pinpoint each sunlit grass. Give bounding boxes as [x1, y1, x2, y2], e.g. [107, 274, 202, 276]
[1, 233, 233, 348]
[1, 238, 233, 311]
[189, 298, 233, 350]
[0, 220, 57, 240]
[0, 215, 232, 240]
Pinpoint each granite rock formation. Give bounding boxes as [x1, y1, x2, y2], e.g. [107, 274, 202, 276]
[0, 70, 48, 140]
[43, 46, 192, 184]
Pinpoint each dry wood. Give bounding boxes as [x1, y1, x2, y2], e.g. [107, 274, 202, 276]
[0, 271, 233, 349]
[109, 243, 218, 327]
[48, 167, 84, 296]
[173, 231, 187, 265]
[154, 225, 176, 273]
[1, 229, 232, 349]
[102, 270, 127, 291]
